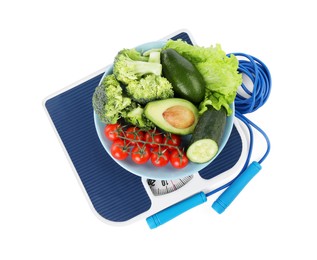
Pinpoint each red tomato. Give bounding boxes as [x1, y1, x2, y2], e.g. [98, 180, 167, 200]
[104, 123, 122, 141]
[144, 129, 163, 148]
[125, 126, 145, 144]
[163, 133, 181, 147]
[170, 149, 189, 169]
[110, 139, 130, 160]
[151, 147, 170, 167]
[131, 144, 151, 164]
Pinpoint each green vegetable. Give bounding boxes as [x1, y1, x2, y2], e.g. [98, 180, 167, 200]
[163, 40, 242, 115]
[92, 74, 132, 124]
[186, 106, 227, 163]
[148, 51, 161, 63]
[161, 48, 205, 104]
[126, 74, 174, 105]
[142, 48, 162, 56]
[144, 98, 199, 135]
[113, 48, 162, 85]
[124, 102, 155, 129]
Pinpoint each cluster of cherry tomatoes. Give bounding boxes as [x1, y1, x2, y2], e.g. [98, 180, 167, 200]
[104, 123, 189, 168]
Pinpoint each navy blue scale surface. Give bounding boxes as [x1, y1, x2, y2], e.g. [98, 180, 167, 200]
[45, 32, 242, 223]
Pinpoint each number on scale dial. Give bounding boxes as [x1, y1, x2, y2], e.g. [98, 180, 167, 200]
[147, 175, 193, 196]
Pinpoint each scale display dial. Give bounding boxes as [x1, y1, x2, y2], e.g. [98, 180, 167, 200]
[147, 175, 193, 196]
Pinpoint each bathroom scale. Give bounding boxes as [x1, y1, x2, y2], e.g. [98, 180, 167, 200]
[44, 30, 255, 228]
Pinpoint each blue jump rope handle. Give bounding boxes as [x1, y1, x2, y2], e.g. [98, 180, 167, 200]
[212, 161, 262, 214]
[146, 192, 207, 229]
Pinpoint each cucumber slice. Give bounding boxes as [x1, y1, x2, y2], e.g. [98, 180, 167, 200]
[186, 139, 218, 163]
[186, 106, 226, 164]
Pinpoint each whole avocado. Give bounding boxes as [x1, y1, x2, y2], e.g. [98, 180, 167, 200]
[161, 49, 205, 104]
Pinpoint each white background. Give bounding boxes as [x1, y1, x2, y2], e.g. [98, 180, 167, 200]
[1, 0, 317, 259]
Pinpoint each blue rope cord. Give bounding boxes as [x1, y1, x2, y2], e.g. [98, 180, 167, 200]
[233, 52, 271, 164]
[206, 53, 271, 197]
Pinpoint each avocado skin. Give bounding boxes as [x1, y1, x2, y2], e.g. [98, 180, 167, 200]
[144, 98, 199, 135]
[161, 49, 205, 104]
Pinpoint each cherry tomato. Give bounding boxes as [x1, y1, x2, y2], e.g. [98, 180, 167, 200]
[163, 133, 181, 147]
[125, 126, 145, 144]
[131, 144, 151, 164]
[104, 123, 122, 141]
[151, 147, 170, 167]
[110, 139, 130, 160]
[144, 129, 163, 148]
[170, 149, 189, 169]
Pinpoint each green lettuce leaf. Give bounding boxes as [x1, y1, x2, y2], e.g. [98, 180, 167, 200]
[163, 40, 242, 115]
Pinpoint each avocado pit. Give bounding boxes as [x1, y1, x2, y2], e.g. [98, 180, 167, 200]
[162, 105, 195, 129]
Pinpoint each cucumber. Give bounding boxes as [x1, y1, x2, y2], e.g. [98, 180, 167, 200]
[161, 49, 205, 104]
[187, 106, 227, 163]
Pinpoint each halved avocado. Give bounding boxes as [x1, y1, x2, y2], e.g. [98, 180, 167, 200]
[144, 98, 199, 135]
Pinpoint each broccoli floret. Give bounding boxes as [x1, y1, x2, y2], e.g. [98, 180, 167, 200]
[126, 74, 174, 105]
[143, 48, 162, 55]
[119, 48, 149, 62]
[92, 80, 108, 122]
[92, 74, 132, 124]
[148, 51, 161, 63]
[123, 103, 155, 129]
[142, 49, 162, 63]
[113, 48, 162, 85]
